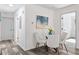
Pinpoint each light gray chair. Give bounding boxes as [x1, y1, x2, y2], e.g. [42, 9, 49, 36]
[34, 31, 46, 48]
[60, 32, 68, 53]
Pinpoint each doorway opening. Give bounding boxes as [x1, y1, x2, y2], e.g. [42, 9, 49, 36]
[61, 12, 76, 53]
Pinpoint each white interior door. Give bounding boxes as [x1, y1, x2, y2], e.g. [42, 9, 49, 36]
[0, 20, 1, 41]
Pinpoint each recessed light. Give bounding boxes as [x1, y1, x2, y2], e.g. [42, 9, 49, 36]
[9, 4, 13, 7]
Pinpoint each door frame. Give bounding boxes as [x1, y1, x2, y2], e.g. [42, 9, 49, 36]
[60, 11, 77, 48]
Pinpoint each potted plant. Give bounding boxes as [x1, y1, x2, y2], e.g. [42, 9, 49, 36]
[48, 27, 55, 35]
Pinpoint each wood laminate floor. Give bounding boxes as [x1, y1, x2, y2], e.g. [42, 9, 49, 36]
[0, 40, 79, 55]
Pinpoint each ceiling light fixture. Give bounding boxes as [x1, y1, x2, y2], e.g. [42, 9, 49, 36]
[9, 4, 13, 7]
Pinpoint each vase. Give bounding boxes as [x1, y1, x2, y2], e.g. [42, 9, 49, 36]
[49, 32, 52, 35]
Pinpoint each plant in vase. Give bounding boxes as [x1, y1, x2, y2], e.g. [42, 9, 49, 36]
[48, 27, 54, 35]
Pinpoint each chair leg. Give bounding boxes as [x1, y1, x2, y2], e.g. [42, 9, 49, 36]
[54, 48, 57, 53]
[54, 48, 60, 55]
[61, 44, 63, 49]
[36, 43, 39, 48]
[53, 48, 59, 55]
[57, 48, 59, 55]
[44, 43, 46, 46]
[64, 43, 68, 53]
[0, 48, 2, 55]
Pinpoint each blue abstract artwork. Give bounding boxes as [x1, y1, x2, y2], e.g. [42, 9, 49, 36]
[37, 16, 48, 25]
[36, 15, 48, 28]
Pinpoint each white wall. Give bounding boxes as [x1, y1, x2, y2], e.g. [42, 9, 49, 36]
[54, 5, 79, 49]
[70, 14, 76, 38]
[1, 12, 14, 41]
[25, 5, 55, 50]
[14, 5, 60, 51]
[14, 6, 26, 50]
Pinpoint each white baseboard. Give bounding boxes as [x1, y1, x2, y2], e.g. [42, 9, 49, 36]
[23, 46, 36, 51]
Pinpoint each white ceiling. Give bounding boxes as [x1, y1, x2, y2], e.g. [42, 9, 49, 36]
[38, 4, 71, 9]
[53, 4, 71, 8]
[0, 4, 24, 12]
[0, 4, 71, 12]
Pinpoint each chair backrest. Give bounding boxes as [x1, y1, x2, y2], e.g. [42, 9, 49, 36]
[60, 32, 68, 42]
[34, 31, 46, 43]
